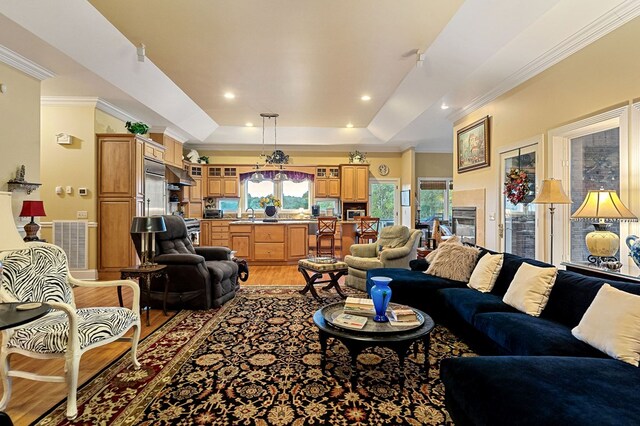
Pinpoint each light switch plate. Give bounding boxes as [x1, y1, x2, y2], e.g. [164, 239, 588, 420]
[77, 211, 88, 219]
[66, 186, 72, 194]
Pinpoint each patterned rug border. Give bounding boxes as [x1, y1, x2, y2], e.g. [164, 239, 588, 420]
[33, 286, 362, 425]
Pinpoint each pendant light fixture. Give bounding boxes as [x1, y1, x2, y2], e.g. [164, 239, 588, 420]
[250, 113, 289, 183]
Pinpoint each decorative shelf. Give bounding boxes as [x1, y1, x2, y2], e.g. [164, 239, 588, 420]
[7, 180, 42, 195]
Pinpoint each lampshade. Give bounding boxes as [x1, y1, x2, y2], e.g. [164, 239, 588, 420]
[130, 216, 167, 233]
[571, 189, 637, 221]
[531, 179, 572, 204]
[19, 200, 46, 217]
[0, 192, 27, 251]
[250, 171, 265, 183]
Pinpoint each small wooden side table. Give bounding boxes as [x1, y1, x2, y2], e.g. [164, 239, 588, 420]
[119, 265, 169, 326]
[417, 247, 434, 260]
[298, 258, 348, 300]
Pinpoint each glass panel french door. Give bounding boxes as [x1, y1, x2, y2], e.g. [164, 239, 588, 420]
[500, 145, 537, 258]
[369, 180, 398, 227]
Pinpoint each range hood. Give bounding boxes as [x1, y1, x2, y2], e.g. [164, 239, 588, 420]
[165, 165, 195, 186]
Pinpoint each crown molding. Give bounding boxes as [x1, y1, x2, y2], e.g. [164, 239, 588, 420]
[95, 98, 139, 123]
[149, 126, 188, 144]
[448, 0, 640, 123]
[0, 44, 55, 81]
[40, 96, 140, 123]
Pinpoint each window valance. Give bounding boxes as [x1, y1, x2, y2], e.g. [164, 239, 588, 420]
[239, 170, 315, 183]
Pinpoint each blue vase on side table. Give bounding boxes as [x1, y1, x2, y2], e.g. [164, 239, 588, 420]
[370, 276, 392, 322]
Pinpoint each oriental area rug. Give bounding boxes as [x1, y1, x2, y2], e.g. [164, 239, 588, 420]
[35, 287, 475, 425]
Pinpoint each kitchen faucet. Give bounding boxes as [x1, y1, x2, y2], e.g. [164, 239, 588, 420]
[246, 208, 255, 222]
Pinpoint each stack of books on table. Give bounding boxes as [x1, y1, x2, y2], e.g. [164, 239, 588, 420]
[333, 313, 368, 330]
[389, 306, 421, 326]
[343, 297, 375, 316]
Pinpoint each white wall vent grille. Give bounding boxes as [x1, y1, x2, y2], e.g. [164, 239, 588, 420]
[53, 220, 88, 270]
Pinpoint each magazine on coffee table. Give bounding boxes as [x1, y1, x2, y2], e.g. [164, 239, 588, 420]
[333, 313, 368, 330]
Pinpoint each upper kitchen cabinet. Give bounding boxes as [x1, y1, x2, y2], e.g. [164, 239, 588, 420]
[149, 132, 184, 167]
[315, 166, 340, 198]
[340, 164, 369, 202]
[97, 134, 145, 198]
[188, 164, 204, 202]
[143, 139, 165, 162]
[206, 166, 239, 197]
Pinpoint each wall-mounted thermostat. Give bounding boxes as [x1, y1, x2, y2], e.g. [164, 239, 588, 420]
[78, 187, 88, 196]
[56, 133, 73, 145]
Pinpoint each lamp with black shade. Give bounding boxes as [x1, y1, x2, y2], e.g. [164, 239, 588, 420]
[19, 200, 46, 242]
[130, 216, 166, 267]
[570, 188, 637, 266]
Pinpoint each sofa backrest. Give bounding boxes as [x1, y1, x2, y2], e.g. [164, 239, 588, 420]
[541, 270, 640, 327]
[490, 252, 553, 296]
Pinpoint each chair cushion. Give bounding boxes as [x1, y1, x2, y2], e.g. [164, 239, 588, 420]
[0, 244, 74, 304]
[472, 312, 605, 357]
[344, 255, 384, 270]
[206, 260, 238, 282]
[7, 307, 139, 354]
[376, 225, 410, 249]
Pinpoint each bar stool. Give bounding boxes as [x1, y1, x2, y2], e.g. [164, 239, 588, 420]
[356, 216, 380, 244]
[316, 216, 338, 257]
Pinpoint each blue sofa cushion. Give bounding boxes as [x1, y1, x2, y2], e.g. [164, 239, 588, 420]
[542, 270, 640, 328]
[441, 356, 640, 426]
[436, 288, 518, 324]
[491, 253, 553, 297]
[365, 268, 466, 314]
[473, 312, 605, 357]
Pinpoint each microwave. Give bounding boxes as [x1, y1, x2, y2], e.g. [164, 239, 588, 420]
[346, 209, 366, 220]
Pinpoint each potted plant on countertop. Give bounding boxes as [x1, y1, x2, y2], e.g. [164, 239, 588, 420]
[259, 194, 282, 217]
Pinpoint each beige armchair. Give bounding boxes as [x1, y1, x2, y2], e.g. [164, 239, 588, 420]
[344, 225, 422, 291]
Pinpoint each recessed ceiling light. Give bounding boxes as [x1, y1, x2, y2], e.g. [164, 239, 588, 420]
[441, 103, 449, 110]
[224, 92, 235, 99]
[245, 122, 254, 127]
[361, 95, 371, 101]
[346, 123, 354, 128]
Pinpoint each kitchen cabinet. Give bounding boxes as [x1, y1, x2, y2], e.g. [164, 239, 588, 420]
[288, 225, 309, 259]
[206, 166, 239, 197]
[201, 220, 231, 247]
[229, 222, 311, 264]
[149, 133, 184, 167]
[315, 167, 340, 198]
[341, 164, 369, 202]
[200, 221, 211, 246]
[230, 224, 253, 259]
[189, 164, 204, 202]
[97, 134, 152, 279]
[143, 141, 165, 162]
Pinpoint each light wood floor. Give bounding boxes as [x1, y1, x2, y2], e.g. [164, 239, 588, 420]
[4, 264, 329, 425]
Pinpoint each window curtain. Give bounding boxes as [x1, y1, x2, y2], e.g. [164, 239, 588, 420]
[419, 180, 453, 190]
[239, 170, 315, 183]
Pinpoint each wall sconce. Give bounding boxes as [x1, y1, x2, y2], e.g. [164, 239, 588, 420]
[56, 133, 73, 145]
[0, 83, 6, 93]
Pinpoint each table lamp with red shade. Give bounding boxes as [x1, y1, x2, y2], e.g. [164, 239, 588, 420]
[19, 200, 46, 242]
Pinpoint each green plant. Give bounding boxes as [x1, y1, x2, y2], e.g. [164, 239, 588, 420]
[199, 156, 209, 164]
[259, 194, 282, 208]
[125, 121, 149, 135]
[349, 150, 367, 163]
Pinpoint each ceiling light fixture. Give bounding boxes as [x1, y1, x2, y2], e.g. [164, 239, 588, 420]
[249, 113, 289, 183]
[346, 123, 354, 128]
[245, 122, 254, 127]
[224, 92, 235, 99]
[441, 103, 449, 110]
[361, 95, 371, 101]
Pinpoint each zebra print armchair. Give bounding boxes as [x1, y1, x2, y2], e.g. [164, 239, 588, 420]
[0, 243, 141, 420]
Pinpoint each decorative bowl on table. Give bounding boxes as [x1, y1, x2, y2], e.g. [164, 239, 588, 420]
[601, 261, 623, 271]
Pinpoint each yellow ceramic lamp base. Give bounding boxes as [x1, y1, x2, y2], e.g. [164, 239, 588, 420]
[585, 229, 619, 258]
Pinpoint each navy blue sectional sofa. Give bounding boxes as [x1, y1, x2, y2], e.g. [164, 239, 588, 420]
[366, 252, 640, 425]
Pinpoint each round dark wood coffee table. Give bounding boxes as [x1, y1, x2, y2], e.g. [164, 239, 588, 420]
[313, 302, 435, 389]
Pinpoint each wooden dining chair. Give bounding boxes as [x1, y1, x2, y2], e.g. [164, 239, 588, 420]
[316, 216, 338, 257]
[356, 216, 380, 244]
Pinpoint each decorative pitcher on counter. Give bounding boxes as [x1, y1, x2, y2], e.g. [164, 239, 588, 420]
[625, 235, 640, 268]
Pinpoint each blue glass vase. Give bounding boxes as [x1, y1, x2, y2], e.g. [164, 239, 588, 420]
[370, 276, 392, 322]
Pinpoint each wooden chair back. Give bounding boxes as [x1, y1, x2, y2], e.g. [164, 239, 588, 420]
[357, 216, 380, 235]
[317, 216, 337, 235]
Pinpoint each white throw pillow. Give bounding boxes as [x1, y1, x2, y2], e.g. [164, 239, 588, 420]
[572, 284, 640, 366]
[467, 253, 504, 293]
[502, 262, 557, 316]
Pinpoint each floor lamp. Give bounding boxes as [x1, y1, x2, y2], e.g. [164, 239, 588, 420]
[532, 179, 572, 264]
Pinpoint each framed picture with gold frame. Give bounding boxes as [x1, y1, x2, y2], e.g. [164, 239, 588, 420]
[457, 116, 490, 173]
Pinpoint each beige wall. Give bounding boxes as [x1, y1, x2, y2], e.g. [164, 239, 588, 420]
[39, 104, 126, 270]
[453, 16, 640, 252]
[415, 153, 453, 179]
[0, 62, 41, 228]
[400, 148, 415, 227]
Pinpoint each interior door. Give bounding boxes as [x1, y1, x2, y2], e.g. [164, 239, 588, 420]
[499, 144, 540, 259]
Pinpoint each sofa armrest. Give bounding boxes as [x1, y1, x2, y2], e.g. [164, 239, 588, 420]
[410, 258, 429, 272]
[350, 243, 377, 258]
[195, 246, 231, 261]
[380, 246, 410, 262]
[154, 253, 206, 265]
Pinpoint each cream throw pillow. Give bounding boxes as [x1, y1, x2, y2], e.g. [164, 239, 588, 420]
[467, 253, 504, 293]
[425, 243, 480, 282]
[502, 262, 557, 317]
[572, 284, 640, 366]
[425, 235, 462, 264]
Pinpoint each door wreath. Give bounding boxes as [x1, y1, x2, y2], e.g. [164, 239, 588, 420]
[503, 168, 530, 205]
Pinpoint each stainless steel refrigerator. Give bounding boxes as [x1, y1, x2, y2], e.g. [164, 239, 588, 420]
[144, 158, 166, 216]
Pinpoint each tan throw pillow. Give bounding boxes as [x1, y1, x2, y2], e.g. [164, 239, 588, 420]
[502, 262, 557, 317]
[425, 235, 462, 264]
[572, 284, 640, 366]
[425, 243, 480, 282]
[468, 253, 504, 293]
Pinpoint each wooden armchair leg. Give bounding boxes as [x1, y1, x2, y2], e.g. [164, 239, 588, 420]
[0, 352, 11, 411]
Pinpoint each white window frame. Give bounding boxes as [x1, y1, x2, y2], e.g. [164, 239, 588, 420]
[549, 106, 631, 265]
[416, 177, 453, 223]
[243, 179, 313, 212]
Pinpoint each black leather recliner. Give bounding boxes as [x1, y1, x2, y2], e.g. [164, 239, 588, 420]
[132, 215, 238, 309]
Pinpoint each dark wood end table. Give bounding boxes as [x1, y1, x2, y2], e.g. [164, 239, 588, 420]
[298, 258, 348, 300]
[119, 264, 169, 326]
[313, 302, 435, 389]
